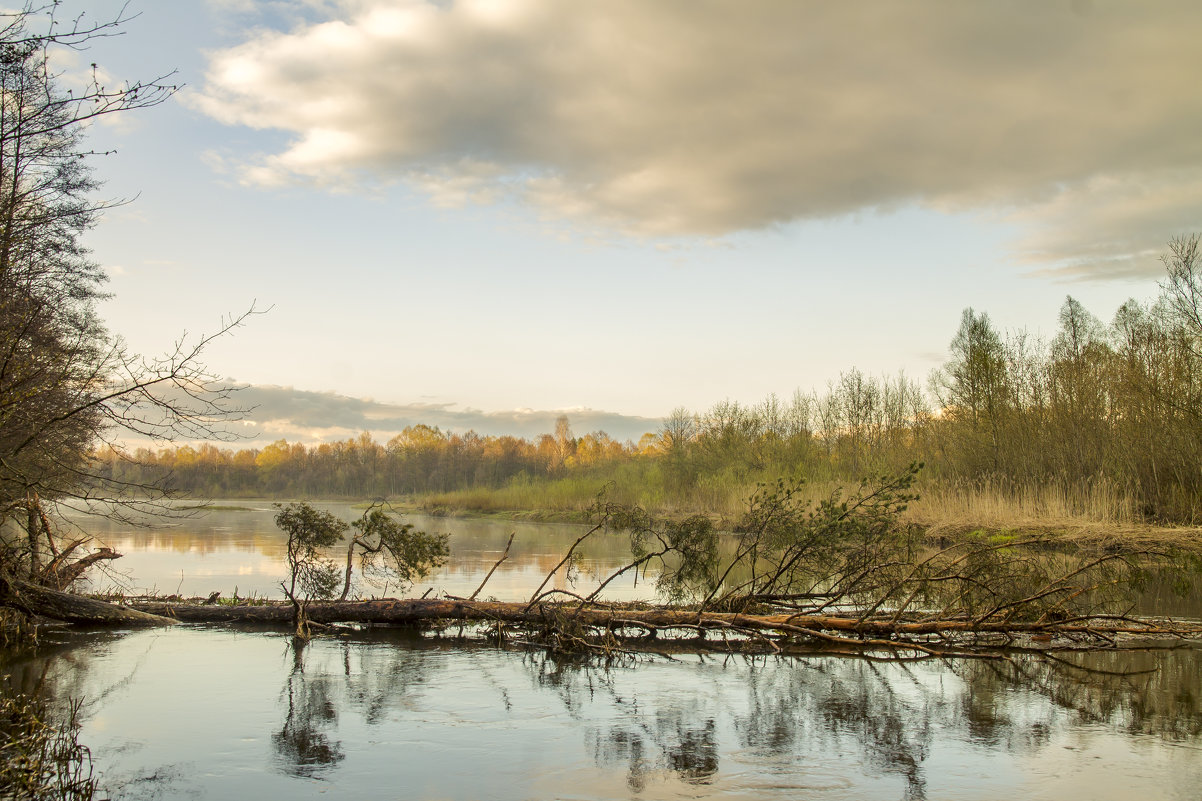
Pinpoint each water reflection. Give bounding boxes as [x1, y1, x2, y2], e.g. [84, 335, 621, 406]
[587, 697, 720, 791]
[521, 644, 1202, 800]
[20, 501, 1199, 798]
[2, 628, 1200, 800]
[273, 641, 345, 777]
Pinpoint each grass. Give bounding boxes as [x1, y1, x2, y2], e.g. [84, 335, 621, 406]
[0, 692, 98, 801]
[912, 477, 1137, 528]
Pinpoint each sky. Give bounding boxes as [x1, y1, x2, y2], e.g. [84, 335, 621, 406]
[43, 0, 1202, 446]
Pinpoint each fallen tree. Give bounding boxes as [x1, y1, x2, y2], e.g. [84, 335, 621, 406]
[0, 576, 176, 627]
[121, 595, 1201, 656]
[0, 490, 178, 633]
[124, 467, 1202, 656]
[4, 467, 1201, 657]
[119, 597, 1192, 640]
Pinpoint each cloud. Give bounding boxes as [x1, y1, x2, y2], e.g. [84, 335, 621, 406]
[1009, 168, 1202, 281]
[165, 384, 661, 447]
[193, 0, 1202, 277]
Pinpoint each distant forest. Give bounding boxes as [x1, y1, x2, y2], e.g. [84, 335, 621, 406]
[99, 237, 1202, 523]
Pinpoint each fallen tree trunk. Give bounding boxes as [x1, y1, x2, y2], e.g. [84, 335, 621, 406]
[0, 576, 177, 627]
[124, 597, 1199, 641]
[4, 584, 1197, 655]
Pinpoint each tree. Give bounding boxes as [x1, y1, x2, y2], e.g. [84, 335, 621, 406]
[1047, 296, 1111, 481]
[0, 4, 249, 595]
[339, 503, 449, 600]
[933, 308, 1010, 472]
[548, 414, 574, 471]
[1160, 233, 1202, 351]
[275, 502, 346, 638]
[938, 309, 1007, 425]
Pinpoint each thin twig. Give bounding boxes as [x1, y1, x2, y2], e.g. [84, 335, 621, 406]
[469, 533, 514, 601]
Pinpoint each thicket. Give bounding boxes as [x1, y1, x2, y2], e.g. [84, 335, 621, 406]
[106, 238, 1202, 525]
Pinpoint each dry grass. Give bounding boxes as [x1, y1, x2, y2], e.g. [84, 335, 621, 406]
[909, 478, 1202, 553]
[912, 478, 1134, 527]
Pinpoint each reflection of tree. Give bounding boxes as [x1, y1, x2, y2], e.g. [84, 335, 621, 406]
[729, 658, 932, 800]
[4, 630, 1201, 796]
[341, 633, 449, 725]
[520, 645, 1202, 799]
[522, 651, 721, 791]
[950, 648, 1202, 743]
[269, 630, 450, 779]
[663, 716, 719, 782]
[272, 641, 344, 777]
[737, 649, 1202, 799]
[587, 708, 719, 792]
[814, 661, 930, 801]
[1, 633, 180, 800]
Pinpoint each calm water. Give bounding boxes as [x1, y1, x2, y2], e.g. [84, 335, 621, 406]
[4, 502, 1199, 799]
[75, 502, 641, 601]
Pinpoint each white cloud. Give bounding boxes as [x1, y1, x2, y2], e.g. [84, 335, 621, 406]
[193, 0, 1202, 278]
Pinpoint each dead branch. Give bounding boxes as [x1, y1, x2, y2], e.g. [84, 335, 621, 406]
[469, 532, 513, 601]
[48, 543, 120, 586]
[525, 521, 605, 610]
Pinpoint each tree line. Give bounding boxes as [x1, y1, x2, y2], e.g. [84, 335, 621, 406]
[98, 422, 637, 498]
[103, 244, 1202, 524]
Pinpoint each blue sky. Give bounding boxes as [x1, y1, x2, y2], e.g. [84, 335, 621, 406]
[52, 1, 1199, 443]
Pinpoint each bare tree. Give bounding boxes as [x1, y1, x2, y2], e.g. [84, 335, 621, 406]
[1161, 233, 1202, 349]
[0, 3, 250, 593]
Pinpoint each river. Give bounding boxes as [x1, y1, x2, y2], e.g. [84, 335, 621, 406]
[3, 502, 1200, 799]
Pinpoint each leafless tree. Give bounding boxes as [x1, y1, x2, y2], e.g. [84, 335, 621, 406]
[0, 3, 252, 589]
